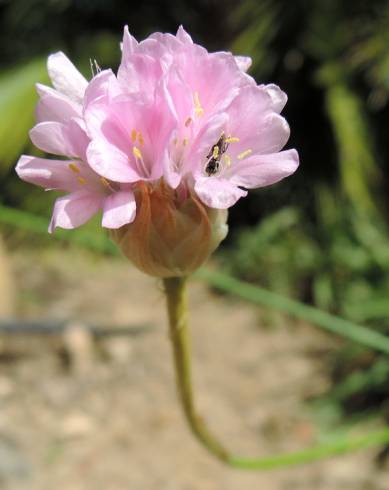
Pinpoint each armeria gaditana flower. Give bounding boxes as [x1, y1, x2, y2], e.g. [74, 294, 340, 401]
[16, 26, 299, 277]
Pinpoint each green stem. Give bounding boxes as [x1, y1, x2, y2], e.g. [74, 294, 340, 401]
[195, 268, 389, 357]
[163, 276, 229, 462]
[163, 276, 389, 469]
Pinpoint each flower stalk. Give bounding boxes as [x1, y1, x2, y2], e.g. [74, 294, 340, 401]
[163, 276, 230, 461]
[164, 275, 389, 470]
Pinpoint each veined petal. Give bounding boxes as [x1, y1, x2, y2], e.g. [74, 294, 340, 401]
[29, 120, 88, 158]
[35, 84, 81, 123]
[87, 139, 141, 183]
[66, 118, 90, 161]
[194, 177, 247, 209]
[102, 190, 136, 228]
[30, 121, 74, 156]
[47, 52, 88, 103]
[118, 53, 163, 95]
[229, 149, 299, 189]
[83, 69, 121, 108]
[49, 190, 102, 232]
[16, 155, 80, 191]
[226, 86, 290, 155]
[122, 26, 138, 57]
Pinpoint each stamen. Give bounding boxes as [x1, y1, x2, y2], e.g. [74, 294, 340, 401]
[225, 137, 240, 143]
[89, 59, 95, 77]
[137, 131, 144, 146]
[238, 149, 252, 160]
[173, 137, 178, 146]
[193, 92, 204, 116]
[222, 154, 232, 167]
[131, 129, 137, 143]
[212, 146, 219, 158]
[184, 117, 193, 127]
[94, 59, 102, 74]
[68, 163, 80, 173]
[77, 176, 86, 185]
[132, 146, 148, 176]
[183, 138, 189, 146]
[133, 146, 143, 159]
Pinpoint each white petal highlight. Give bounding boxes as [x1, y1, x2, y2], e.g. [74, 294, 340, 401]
[102, 190, 136, 228]
[47, 52, 88, 103]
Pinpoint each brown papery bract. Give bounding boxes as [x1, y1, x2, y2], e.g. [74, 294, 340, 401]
[110, 182, 228, 277]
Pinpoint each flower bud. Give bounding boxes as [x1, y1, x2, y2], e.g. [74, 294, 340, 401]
[109, 182, 228, 278]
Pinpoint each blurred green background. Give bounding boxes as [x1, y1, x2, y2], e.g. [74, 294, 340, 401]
[2, 0, 389, 451]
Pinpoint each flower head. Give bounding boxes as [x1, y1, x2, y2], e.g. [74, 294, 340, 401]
[16, 26, 299, 277]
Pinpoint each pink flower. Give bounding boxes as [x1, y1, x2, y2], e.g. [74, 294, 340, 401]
[16, 54, 136, 232]
[15, 26, 299, 277]
[85, 26, 299, 209]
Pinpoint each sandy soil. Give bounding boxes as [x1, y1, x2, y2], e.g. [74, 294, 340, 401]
[0, 246, 387, 489]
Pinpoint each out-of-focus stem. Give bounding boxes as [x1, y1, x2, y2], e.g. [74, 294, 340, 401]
[163, 276, 229, 462]
[163, 276, 389, 469]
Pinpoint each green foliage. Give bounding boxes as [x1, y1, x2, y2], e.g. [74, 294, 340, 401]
[322, 77, 379, 215]
[0, 205, 117, 255]
[0, 59, 47, 173]
[225, 0, 389, 425]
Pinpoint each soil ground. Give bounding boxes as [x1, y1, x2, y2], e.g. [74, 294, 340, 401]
[0, 246, 388, 489]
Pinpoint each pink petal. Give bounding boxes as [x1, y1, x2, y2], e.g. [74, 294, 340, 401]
[229, 149, 299, 189]
[49, 190, 102, 232]
[148, 32, 182, 53]
[122, 26, 138, 57]
[86, 84, 176, 182]
[261, 84, 288, 113]
[47, 52, 88, 103]
[15, 155, 79, 191]
[176, 26, 193, 44]
[35, 84, 81, 123]
[87, 139, 141, 183]
[30, 122, 74, 156]
[148, 81, 178, 168]
[234, 56, 252, 72]
[194, 177, 247, 209]
[102, 190, 136, 228]
[29, 120, 88, 158]
[163, 146, 181, 189]
[83, 69, 121, 108]
[118, 53, 163, 95]
[179, 50, 252, 114]
[226, 86, 290, 154]
[66, 118, 90, 161]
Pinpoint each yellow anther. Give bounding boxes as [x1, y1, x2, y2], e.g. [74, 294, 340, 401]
[68, 163, 80, 173]
[131, 129, 137, 143]
[173, 137, 178, 146]
[237, 149, 253, 160]
[222, 154, 232, 167]
[137, 131, 144, 146]
[193, 91, 204, 116]
[77, 176, 86, 185]
[133, 146, 143, 159]
[183, 137, 189, 146]
[225, 137, 240, 143]
[212, 145, 219, 158]
[185, 117, 193, 127]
